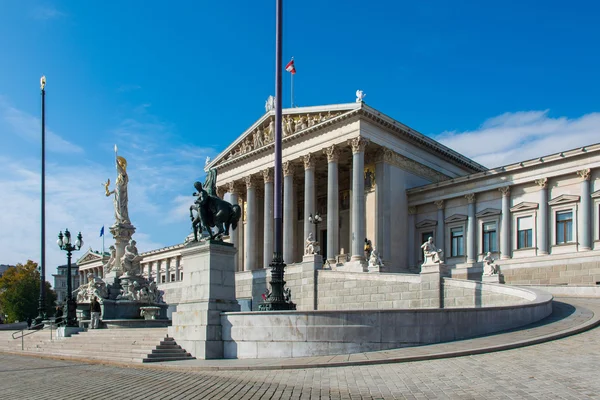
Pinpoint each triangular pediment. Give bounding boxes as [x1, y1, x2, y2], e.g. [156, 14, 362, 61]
[208, 104, 360, 170]
[548, 194, 580, 206]
[76, 249, 103, 265]
[445, 214, 468, 223]
[476, 208, 501, 218]
[416, 219, 437, 228]
[593, 190, 600, 199]
[510, 201, 538, 213]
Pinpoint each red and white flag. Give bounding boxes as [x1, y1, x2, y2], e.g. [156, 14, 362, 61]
[285, 58, 296, 74]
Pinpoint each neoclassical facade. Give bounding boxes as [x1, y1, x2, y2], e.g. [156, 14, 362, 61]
[77, 101, 600, 306]
[207, 102, 485, 273]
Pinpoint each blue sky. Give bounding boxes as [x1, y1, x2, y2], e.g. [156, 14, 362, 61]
[1, 1, 599, 279]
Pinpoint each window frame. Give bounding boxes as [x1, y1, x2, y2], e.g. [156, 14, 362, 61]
[415, 219, 437, 262]
[450, 226, 465, 257]
[510, 202, 538, 258]
[476, 208, 501, 259]
[444, 214, 468, 262]
[548, 194, 580, 253]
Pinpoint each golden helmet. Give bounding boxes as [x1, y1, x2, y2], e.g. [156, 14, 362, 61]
[117, 156, 127, 171]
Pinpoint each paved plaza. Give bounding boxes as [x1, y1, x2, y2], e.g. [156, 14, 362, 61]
[1, 303, 599, 400]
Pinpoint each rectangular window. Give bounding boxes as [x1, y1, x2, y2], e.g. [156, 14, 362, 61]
[451, 227, 464, 257]
[517, 216, 533, 249]
[556, 210, 573, 244]
[482, 222, 497, 253]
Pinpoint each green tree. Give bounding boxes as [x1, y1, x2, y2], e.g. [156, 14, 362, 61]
[0, 260, 57, 323]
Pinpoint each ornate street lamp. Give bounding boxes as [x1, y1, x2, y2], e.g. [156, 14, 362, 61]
[57, 229, 83, 327]
[308, 212, 322, 239]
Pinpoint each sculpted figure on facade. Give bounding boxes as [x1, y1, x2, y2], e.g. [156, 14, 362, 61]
[305, 232, 320, 255]
[307, 114, 315, 127]
[121, 239, 142, 276]
[284, 116, 293, 136]
[268, 119, 275, 141]
[104, 153, 130, 225]
[253, 129, 264, 149]
[421, 237, 443, 264]
[483, 252, 499, 276]
[292, 117, 299, 133]
[369, 247, 384, 269]
[300, 115, 308, 130]
[317, 113, 323, 123]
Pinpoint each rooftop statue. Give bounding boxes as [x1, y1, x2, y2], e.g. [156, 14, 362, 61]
[103, 146, 130, 225]
[356, 90, 366, 103]
[190, 177, 242, 242]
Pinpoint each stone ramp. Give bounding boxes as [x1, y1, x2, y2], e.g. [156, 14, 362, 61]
[0, 327, 194, 363]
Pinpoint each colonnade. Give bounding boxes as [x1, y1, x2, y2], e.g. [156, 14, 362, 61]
[227, 136, 371, 271]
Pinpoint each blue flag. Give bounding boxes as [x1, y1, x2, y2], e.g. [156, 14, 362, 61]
[100, 226, 104, 237]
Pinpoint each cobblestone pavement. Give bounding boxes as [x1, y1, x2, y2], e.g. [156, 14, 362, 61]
[1, 320, 599, 400]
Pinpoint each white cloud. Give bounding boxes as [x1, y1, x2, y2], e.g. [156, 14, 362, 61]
[0, 97, 83, 154]
[435, 110, 600, 168]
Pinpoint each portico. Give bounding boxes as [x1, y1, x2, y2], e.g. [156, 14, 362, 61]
[206, 102, 483, 272]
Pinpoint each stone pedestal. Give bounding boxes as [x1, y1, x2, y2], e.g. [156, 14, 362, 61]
[482, 274, 505, 284]
[336, 260, 367, 272]
[109, 222, 136, 274]
[56, 326, 84, 338]
[420, 263, 444, 308]
[168, 241, 239, 359]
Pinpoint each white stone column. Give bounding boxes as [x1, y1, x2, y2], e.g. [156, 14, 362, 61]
[466, 193, 476, 264]
[303, 154, 316, 243]
[324, 145, 340, 262]
[536, 178, 549, 255]
[408, 206, 416, 268]
[283, 161, 295, 264]
[244, 176, 257, 270]
[165, 258, 171, 283]
[227, 181, 240, 271]
[175, 257, 181, 281]
[156, 260, 162, 283]
[375, 149, 391, 263]
[262, 168, 274, 267]
[349, 136, 369, 261]
[499, 186, 511, 259]
[434, 200, 445, 253]
[578, 169, 592, 250]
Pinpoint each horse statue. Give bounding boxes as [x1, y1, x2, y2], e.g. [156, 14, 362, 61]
[190, 181, 241, 241]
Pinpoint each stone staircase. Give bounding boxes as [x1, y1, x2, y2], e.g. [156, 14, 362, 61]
[1, 327, 194, 363]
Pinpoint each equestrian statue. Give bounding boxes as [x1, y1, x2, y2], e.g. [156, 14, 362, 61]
[189, 168, 241, 242]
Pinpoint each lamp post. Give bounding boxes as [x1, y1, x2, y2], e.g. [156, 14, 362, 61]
[258, 0, 296, 311]
[57, 229, 83, 327]
[308, 212, 322, 240]
[35, 76, 47, 326]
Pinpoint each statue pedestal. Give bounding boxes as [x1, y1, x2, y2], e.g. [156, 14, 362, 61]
[168, 241, 239, 359]
[336, 259, 367, 272]
[482, 274, 504, 284]
[368, 263, 383, 273]
[420, 262, 445, 308]
[109, 222, 136, 273]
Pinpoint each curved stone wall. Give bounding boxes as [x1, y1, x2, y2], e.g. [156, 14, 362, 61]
[221, 285, 552, 359]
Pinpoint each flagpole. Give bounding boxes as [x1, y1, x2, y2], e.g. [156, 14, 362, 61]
[291, 71, 294, 108]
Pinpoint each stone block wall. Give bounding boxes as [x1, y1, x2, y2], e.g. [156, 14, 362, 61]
[316, 270, 422, 310]
[442, 278, 532, 308]
[502, 261, 600, 285]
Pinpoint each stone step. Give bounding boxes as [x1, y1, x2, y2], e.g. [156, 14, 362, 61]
[151, 348, 188, 355]
[143, 355, 194, 363]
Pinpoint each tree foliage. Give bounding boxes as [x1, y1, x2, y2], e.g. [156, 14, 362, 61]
[0, 260, 57, 323]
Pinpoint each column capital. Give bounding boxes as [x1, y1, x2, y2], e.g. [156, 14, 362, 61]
[216, 186, 227, 198]
[535, 177, 548, 188]
[465, 193, 476, 204]
[244, 175, 257, 190]
[283, 160, 294, 176]
[577, 168, 591, 181]
[498, 186, 511, 197]
[408, 206, 417, 215]
[227, 181, 240, 196]
[434, 200, 444, 209]
[323, 145, 340, 163]
[303, 153, 316, 170]
[262, 167, 274, 183]
[349, 136, 369, 154]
